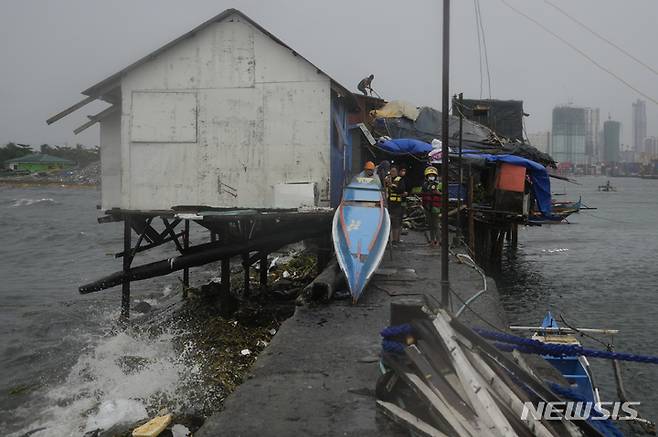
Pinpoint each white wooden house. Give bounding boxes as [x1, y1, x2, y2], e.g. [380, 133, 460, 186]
[49, 9, 357, 211]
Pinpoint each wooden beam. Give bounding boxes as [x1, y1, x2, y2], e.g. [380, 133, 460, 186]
[376, 401, 449, 437]
[121, 215, 132, 319]
[433, 311, 516, 436]
[463, 348, 556, 437]
[46, 95, 96, 125]
[73, 105, 118, 135]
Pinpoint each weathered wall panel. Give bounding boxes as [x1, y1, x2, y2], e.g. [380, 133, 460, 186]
[114, 12, 334, 210]
[130, 91, 197, 143]
[99, 110, 121, 210]
[129, 143, 199, 210]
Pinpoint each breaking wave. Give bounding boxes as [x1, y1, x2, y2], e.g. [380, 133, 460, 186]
[9, 198, 57, 207]
[9, 312, 202, 436]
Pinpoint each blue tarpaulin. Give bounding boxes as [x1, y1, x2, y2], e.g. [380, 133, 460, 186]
[376, 138, 433, 155]
[463, 153, 558, 219]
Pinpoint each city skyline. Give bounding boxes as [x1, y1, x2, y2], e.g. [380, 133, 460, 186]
[1, 0, 657, 148]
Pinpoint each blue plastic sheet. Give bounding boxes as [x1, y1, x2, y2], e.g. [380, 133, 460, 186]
[376, 138, 432, 155]
[464, 153, 558, 219]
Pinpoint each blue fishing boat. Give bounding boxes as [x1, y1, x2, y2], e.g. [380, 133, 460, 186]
[551, 195, 582, 213]
[532, 311, 601, 404]
[332, 174, 390, 303]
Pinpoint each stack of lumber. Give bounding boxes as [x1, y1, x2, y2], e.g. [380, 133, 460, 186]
[376, 309, 604, 437]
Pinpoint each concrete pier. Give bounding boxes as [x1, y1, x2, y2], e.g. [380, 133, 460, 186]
[197, 232, 554, 436]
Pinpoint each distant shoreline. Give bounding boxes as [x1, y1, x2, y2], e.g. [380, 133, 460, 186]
[0, 179, 98, 188]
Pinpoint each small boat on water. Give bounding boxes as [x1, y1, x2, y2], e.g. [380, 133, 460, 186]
[598, 180, 616, 192]
[528, 208, 577, 225]
[551, 195, 582, 213]
[332, 174, 390, 303]
[513, 312, 604, 404]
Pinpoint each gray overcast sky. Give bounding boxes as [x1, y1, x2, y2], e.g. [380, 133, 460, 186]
[1, 0, 656, 148]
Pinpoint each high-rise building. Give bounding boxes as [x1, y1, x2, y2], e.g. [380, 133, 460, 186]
[584, 108, 600, 161]
[632, 99, 647, 153]
[527, 131, 551, 153]
[603, 119, 621, 163]
[551, 106, 587, 165]
[645, 136, 658, 157]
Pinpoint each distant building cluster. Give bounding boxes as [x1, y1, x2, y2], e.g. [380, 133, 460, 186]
[526, 98, 655, 175]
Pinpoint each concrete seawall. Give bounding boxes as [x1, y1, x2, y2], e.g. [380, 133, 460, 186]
[197, 231, 559, 436]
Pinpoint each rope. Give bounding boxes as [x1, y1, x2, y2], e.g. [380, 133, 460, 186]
[380, 323, 413, 338]
[546, 382, 624, 437]
[477, 329, 658, 364]
[382, 339, 406, 354]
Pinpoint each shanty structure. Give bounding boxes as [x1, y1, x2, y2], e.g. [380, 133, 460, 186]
[48, 8, 357, 211]
[4, 153, 75, 172]
[47, 9, 362, 317]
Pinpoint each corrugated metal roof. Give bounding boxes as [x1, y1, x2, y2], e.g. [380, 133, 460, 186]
[5, 153, 75, 164]
[81, 9, 357, 111]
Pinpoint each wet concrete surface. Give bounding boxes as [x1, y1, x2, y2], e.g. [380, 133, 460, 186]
[197, 232, 559, 436]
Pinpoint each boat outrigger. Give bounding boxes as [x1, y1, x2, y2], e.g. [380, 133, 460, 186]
[332, 174, 390, 303]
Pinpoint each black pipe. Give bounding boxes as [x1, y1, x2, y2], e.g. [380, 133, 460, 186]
[80, 226, 328, 294]
[120, 215, 131, 319]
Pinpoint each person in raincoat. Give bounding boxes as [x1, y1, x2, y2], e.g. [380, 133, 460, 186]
[421, 166, 442, 246]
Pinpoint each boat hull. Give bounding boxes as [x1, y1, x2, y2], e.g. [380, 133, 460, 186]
[332, 176, 391, 302]
[536, 312, 600, 405]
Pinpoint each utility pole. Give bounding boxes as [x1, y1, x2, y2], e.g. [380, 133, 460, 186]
[440, 0, 451, 308]
[456, 92, 464, 240]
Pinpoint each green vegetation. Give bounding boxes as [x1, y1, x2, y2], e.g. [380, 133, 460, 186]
[0, 142, 99, 168]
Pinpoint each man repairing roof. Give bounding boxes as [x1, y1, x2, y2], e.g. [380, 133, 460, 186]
[357, 74, 374, 96]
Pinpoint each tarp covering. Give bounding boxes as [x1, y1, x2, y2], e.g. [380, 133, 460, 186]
[376, 138, 432, 155]
[374, 106, 556, 168]
[464, 153, 558, 219]
[370, 100, 419, 120]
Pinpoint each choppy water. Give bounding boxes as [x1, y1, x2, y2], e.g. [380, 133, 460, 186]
[0, 186, 213, 435]
[2, 178, 657, 434]
[499, 175, 658, 422]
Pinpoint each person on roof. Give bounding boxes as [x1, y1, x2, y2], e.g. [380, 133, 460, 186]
[357, 74, 374, 96]
[421, 166, 442, 247]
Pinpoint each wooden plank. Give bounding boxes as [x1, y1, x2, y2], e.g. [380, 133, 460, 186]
[413, 321, 470, 402]
[463, 348, 557, 437]
[73, 105, 118, 134]
[46, 95, 96, 125]
[433, 311, 517, 437]
[405, 345, 477, 422]
[448, 319, 587, 437]
[406, 372, 483, 437]
[376, 401, 449, 437]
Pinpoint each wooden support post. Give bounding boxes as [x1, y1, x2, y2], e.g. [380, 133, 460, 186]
[243, 255, 250, 295]
[511, 223, 518, 249]
[260, 254, 268, 287]
[241, 219, 251, 296]
[221, 257, 231, 294]
[182, 219, 190, 297]
[468, 172, 475, 255]
[121, 215, 132, 319]
[221, 224, 231, 295]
